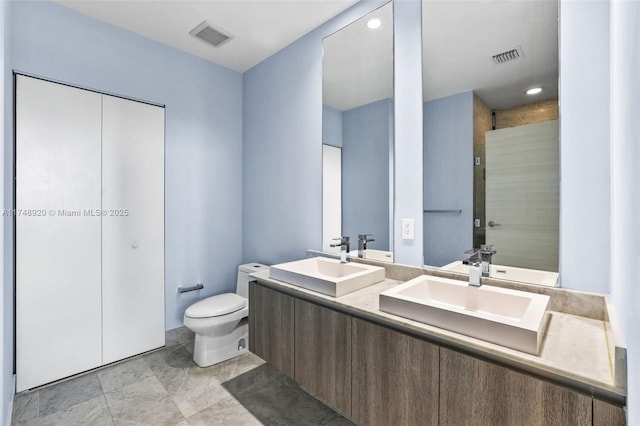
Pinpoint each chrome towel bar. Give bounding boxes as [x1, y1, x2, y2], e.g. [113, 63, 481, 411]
[178, 283, 204, 293]
[423, 209, 462, 214]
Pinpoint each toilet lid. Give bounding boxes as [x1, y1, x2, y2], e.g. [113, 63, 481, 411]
[185, 293, 247, 318]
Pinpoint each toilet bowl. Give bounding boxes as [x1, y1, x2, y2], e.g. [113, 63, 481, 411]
[183, 263, 268, 367]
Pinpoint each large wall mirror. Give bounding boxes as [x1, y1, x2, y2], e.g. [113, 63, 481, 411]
[422, 1, 560, 285]
[322, 2, 394, 259]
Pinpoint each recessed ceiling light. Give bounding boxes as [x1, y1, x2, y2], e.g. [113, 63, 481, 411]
[526, 87, 543, 95]
[367, 18, 382, 29]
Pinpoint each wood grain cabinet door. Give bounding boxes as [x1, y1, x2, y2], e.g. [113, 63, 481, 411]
[593, 398, 626, 426]
[294, 299, 351, 416]
[351, 318, 439, 426]
[439, 347, 592, 426]
[248, 282, 295, 377]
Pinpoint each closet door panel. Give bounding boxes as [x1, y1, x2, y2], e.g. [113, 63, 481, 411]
[101, 95, 165, 363]
[16, 76, 103, 391]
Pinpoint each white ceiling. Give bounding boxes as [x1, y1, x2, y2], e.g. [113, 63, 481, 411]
[54, 0, 359, 73]
[54, 0, 558, 111]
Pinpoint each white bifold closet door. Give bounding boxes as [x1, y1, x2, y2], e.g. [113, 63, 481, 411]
[16, 75, 165, 391]
[16, 76, 103, 391]
[101, 95, 165, 364]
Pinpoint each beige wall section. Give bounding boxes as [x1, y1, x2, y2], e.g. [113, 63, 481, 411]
[495, 99, 559, 129]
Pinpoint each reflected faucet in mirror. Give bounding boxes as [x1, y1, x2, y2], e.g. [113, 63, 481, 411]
[358, 234, 375, 258]
[464, 244, 496, 278]
[330, 236, 351, 263]
[480, 244, 497, 277]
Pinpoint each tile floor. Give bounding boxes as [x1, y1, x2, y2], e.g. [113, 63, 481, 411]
[11, 328, 353, 425]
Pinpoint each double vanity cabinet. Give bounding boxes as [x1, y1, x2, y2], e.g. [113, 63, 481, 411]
[249, 264, 626, 426]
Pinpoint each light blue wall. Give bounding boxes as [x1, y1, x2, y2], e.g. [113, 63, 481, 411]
[4, 0, 636, 421]
[423, 92, 473, 267]
[1, 0, 11, 423]
[610, 1, 640, 423]
[559, 0, 610, 293]
[322, 105, 342, 148]
[342, 99, 392, 251]
[242, 0, 388, 265]
[561, 1, 640, 421]
[393, 0, 423, 266]
[9, 1, 244, 332]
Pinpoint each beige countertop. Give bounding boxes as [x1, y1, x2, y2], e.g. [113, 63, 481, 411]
[251, 269, 626, 405]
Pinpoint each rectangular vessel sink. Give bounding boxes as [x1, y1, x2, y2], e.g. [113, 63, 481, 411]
[441, 260, 559, 287]
[379, 275, 550, 354]
[269, 257, 385, 297]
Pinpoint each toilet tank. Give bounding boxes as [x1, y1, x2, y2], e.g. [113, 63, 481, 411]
[237, 263, 269, 299]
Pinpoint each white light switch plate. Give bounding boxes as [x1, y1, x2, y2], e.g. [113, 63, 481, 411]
[402, 218, 414, 240]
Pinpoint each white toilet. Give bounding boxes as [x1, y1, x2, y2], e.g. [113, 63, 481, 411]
[183, 262, 268, 367]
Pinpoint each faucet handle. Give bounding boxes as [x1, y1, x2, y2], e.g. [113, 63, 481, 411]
[358, 234, 375, 241]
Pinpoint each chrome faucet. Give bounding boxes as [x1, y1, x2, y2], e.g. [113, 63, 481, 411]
[357, 234, 375, 258]
[468, 258, 482, 286]
[330, 236, 350, 263]
[465, 245, 497, 279]
[464, 248, 483, 286]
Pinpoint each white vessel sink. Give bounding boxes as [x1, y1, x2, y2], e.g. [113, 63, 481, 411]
[379, 275, 550, 354]
[269, 257, 385, 297]
[441, 260, 559, 287]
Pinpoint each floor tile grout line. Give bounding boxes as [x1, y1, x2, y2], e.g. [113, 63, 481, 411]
[143, 343, 191, 424]
[100, 391, 117, 426]
[14, 347, 352, 426]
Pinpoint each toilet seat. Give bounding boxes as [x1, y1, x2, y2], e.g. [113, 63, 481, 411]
[184, 293, 247, 319]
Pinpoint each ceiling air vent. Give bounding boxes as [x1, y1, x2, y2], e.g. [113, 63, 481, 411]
[189, 21, 234, 48]
[492, 47, 523, 64]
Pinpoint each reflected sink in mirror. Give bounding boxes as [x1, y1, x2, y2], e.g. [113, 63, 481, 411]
[379, 275, 550, 355]
[344, 249, 394, 263]
[362, 249, 394, 263]
[441, 260, 559, 287]
[269, 257, 385, 297]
